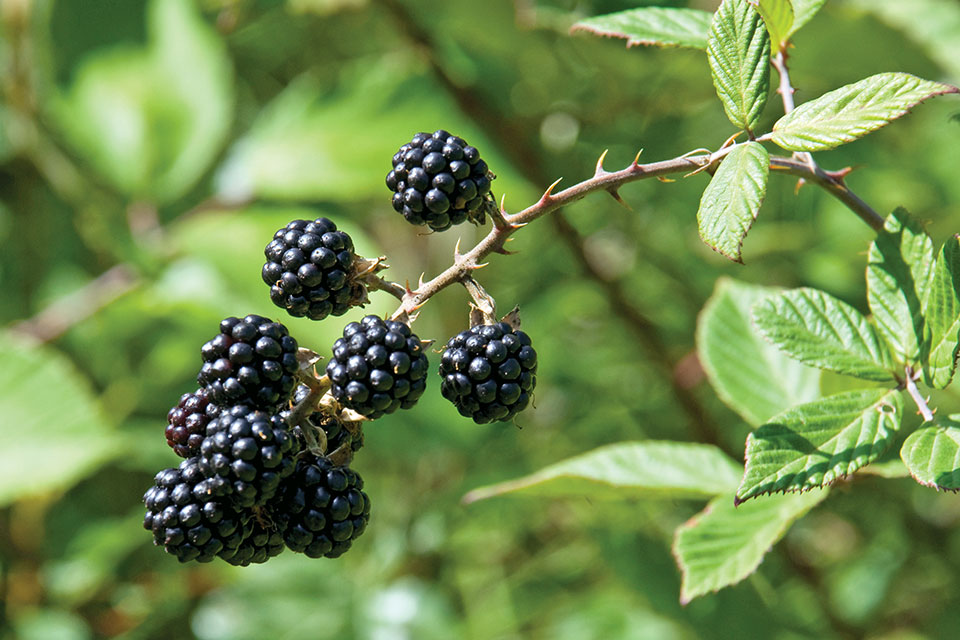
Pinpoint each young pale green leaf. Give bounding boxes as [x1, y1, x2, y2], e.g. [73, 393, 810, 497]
[0, 332, 118, 507]
[751, 0, 794, 51]
[697, 278, 820, 426]
[771, 73, 959, 152]
[867, 208, 935, 365]
[737, 389, 902, 503]
[673, 489, 827, 603]
[922, 235, 960, 388]
[707, 0, 771, 132]
[697, 142, 770, 262]
[570, 7, 713, 50]
[900, 416, 960, 490]
[788, 0, 827, 36]
[752, 288, 897, 381]
[462, 441, 743, 504]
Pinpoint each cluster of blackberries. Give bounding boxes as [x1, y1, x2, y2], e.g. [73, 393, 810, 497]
[145, 316, 371, 565]
[148, 128, 541, 567]
[386, 129, 495, 231]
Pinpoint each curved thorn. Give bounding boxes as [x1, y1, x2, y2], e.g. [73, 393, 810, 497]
[541, 177, 563, 202]
[657, 176, 676, 183]
[454, 236, 463, 260]
[631, 149, 644, 166]
[500, 192, 508, 214]
[594, 149, 609, 176]
[608, 188, 631, 210]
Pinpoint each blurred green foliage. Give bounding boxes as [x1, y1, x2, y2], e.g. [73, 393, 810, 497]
[1, 0, 959, 638]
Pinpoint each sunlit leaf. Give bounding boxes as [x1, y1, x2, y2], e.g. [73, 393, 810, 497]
[570, 7, 713, 49]
[752, 288, 896, 381]
[900, 416, 960, 490]
[867, 207, 935, 365]
[751, 0, 794, 51]
[707, 0, 771, 132]
[737, 389, 902, 502]
[788, 0, 827, 36]
[697, 278, 820, 426]
[673, 489, 827, 603]
[697, 142, 769, 262]
[0, 332, 118, 506]
[462, 441, 743, 503]
[922, 235, 960, 388]
[771, 73, 959, 151]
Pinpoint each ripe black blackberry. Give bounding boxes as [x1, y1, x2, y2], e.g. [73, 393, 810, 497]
[222, 509, 286, 566]
[285, 385, 364, 454]
[197, 315, 299, 410]
[439, 322, 537, 423]
[165, 388, 220, 458]
[386, 129, 494, 231]
[199, 404, 300, 508]
[325, 315, 429, 419]
[142, 457, 248, 563]
[262, 218, 368, 321]
[276, 453, 371, 559]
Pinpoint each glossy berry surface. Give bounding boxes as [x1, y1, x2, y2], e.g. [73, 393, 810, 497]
[197, 315, 299, 410]
[262, 217, 367, 321]
[386, 129, 493, 231]
[276, 453, 371, 559]
[142, 457, 249, 563]
[165, 388, 220, 458]
[222, 510, 286, 566]
[439, 322, 537, 423]
[325, 315, 429, 419]
[199, 404, 300, 508]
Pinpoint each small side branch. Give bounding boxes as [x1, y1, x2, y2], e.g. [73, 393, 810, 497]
[905, 367, 935, 422]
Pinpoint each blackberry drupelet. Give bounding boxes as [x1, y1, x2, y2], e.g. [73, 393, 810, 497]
[199, 404, 300, 508]
[262, 218, 368, 321]
[276, 453, 371, 559]
[142, 457, 248, 563]
[386, 129, 494, 231]
[325, 315, 429, 419]
[439, 322, 538, 423]
[165, 388, 220, 458]
[197, 315, 299, 410]
[285, 385, 364, 454]
[223, 509, 286, 566]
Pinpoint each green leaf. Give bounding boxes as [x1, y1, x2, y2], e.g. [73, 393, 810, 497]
[867, 207, 935, 365]
[51, 0, 233, 202]
[752, 288, 897, 381]
[673, 489, 827, 603]
[900, 416, 960, 490]
[737, 389, 902, 502]
[697, 278, 820, 426]
[751, 0, 794, 51]
[788, 0, 827, 36]
[570, 7, 713, 50]
[697, 142, 770, 263]
[922, 235, 960, 388]
[771, 73, 959, 152]
[462, 441, 743, 504]
[707, 0, 771, 132]
[0, 332, 118, 506]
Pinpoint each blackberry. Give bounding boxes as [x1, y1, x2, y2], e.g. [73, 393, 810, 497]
[325, 315, 429, 419]
[439, 322, 537, 423]
[262, 218, 368, 321]
[285, 385, 364, 454]
[386, 129, 494, 231]
[165, 388, 220, 458]
[199, 404, 300, 508]
[223, 508, 286, 566]
[276, 453, 371, 558]
[197, 315, 299, 410]
[142, 457, 248, 563]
